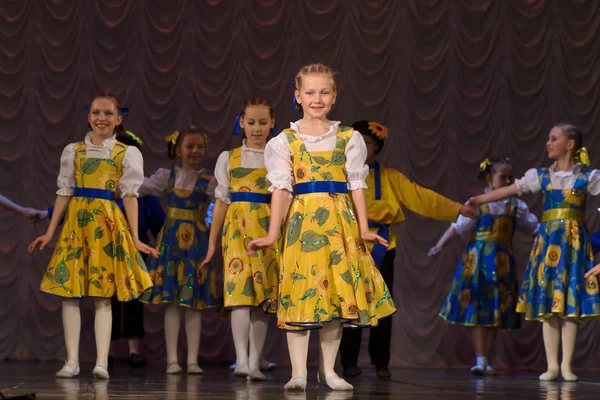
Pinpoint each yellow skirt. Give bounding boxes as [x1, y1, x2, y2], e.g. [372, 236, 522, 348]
[278, 192, 396, 330]
[40, 197, 153, 300]
[222, 201, 280, 311]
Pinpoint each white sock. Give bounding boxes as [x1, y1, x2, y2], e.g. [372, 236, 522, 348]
[231, 308, 251, 370]
[94, 299, 112, 366]
[476, 356, 487, 367]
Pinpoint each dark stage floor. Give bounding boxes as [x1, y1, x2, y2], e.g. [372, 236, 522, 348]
[1, 362, 600, 399]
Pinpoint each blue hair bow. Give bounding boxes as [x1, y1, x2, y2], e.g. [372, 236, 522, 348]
[233, 113, 242, 136]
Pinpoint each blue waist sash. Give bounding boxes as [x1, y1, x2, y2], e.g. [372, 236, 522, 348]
[295, 181, 348, 195]
[230, 192, 272, 204]
[73, 187, 115, 201]
[368, 221, 390, 270]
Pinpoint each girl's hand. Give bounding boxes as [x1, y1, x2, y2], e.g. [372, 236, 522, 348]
[584, 264, 600, 278]
[459, 203, 478, 219]
[28, 233, 53, 253]
[247, 236, 276, 256]
[23, 208, 48, 221]
[199, 243, 216, 271]
[360, 231, 389, 247]
[135, 240, 159, 259]
[428, 245, 443, 257]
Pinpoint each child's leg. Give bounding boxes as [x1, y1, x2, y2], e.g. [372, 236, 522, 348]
[484, 327, 498, 374]
[318, 321, 353, 391]
[164, 303, 182, 372]
[184, 308, 202, 373]
[470, 326, 487, 374]
[231, 307, 251, 375]
[63, 300, 81, 366]
[248, 309, 268, 378]
[560, 318, 578, 382]
[284, 330, 310, 391]
[94, 298, 112, 367]
[540, 317, 560, 381]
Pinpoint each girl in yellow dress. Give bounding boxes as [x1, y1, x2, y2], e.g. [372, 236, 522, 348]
[28, 94, 157, 380]
[201, 96, 280, 381]
[248, 64, 396, 392]
[139, 127, 219, 375]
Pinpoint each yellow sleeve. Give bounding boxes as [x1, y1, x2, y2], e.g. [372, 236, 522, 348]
[390, 169, 461, 222]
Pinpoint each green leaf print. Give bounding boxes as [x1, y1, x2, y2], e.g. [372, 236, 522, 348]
[280, 294, 295, 310]
[330, 151, 345, 166]
[335, 136, 346, 150]
[290, 272, 306, 282]
[241, 276, 256, 297]
[90, 266, 100, 274]
[319, 171, 333, 181]
[250, 202, 260, 211]
[329, 250, 343, 267]
[103, 242, 116, 258]
[300, 231, 329, 253]
[300, 288, 317, 301]
[311, 207, 330, 227]
[53, 260, 70, 284]
[116, 231, 124, 246]
[90, 280, 102, 289]
[310, 265, 317, 276]
[55, 247, 64, 256]
[78, 268, 85, 277]
[318, 308, 328, 315]
[255, 177, 267, 189]
[94, 227, 104, 240]
[340, 270, 352, 286]
[135, 251, 145, 270]
[81, 158, 101, 175]
[312, 156, 329, 165]
[73, 247, 83, 259]
[299, 144, 307, 153]
[231, 168, 254, 179]
[286, 212, 304, 248]
[285, 132, 297, 144]
[231, 230, 241, 241]
[326, 230, 337, 237]
[226, 281, 236, 296]
[166, 261, 176, 276]
[341, 211, 353, 226]
[76, 209, 95, 228]
[258, 216, 270, 232]
[115, 245, 126, 262]
[105, 158, 118, 168]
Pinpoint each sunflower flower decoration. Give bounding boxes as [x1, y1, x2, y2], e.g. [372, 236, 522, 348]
[368, 122, 389, 140]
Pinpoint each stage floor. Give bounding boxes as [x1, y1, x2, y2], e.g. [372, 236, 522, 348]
[1, 362, 599, 399]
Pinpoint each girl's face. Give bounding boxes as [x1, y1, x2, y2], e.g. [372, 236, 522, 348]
[295, 74, 337, 120]
[177, 133, 206, 169]
[88, 97, 122, 141]
[241, 105, 274, 148]
[361, 134, 380, 163]
[487, 164, 513, 190]
[546, 126, 573, 159]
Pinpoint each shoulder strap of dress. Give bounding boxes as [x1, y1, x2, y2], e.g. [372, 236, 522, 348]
[229, 146, 243, 170]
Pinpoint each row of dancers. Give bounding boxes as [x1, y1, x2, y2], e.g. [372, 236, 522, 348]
[2, 62, 600, 391]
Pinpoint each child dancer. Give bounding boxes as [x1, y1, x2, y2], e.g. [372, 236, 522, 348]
[42, 130, 165, 369]
[28, 93, 157, 379]
[139, 126, 220, 374]
[339, 120, 476, 379]
[429, 158, 538, 375]
[248, 64, 396, 392]
[200, 97, 280, 381]
[470, 124, 600, 381]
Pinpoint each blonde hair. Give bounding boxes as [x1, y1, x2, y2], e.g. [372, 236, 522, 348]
[294, 63, 337, 92]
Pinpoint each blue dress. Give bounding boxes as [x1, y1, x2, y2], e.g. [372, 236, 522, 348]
[440, 198, 523, 328]
[140, 169, 221, 310]
[517, 167, 600, 320]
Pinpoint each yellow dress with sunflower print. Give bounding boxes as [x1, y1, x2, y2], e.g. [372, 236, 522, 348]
[277, 127, 396, 330]
[40, 141, 154, 300]
[222, 147, 280, 311]
[140, 169, 221, 310]
[516, 167, 600, 320]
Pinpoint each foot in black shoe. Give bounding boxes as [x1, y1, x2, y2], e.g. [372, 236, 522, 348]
[108, 355, 115, 369]
[343, 366, 363, 378]
[130, 353, 147, 369]
[376, 367, 391, 379]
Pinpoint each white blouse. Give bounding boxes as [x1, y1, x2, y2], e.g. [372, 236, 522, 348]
[264, 120, 369, 192]
[57, 132, 144, 197]
[516, 162, 600, 195]
[453, 198, 539, 236]
[214, 141, 266, 204]
[140, 167, 213, 198]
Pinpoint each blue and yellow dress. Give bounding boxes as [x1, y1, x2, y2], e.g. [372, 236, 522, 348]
[40, 136, 153, 300]
[216, 146, 280, 311]
[440, 197, 538, 328]
[516, 165, 600, 320]
[271, 126, 396, 330]
[140, 169, 221, 310]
